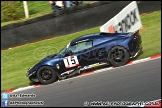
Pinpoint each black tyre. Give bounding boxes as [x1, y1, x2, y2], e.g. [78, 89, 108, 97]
[36, 66, 57, 85]
[108, 46, 130, 67]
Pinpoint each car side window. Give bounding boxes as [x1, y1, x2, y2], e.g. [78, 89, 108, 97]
[69, 41, 93, 53]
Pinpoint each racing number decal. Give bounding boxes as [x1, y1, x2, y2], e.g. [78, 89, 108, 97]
[63, 55, 79, 69]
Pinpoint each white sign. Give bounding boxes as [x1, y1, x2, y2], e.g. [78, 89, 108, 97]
[100, 1, 142, 33]
[56, 1, 64, 7]
[63, 55, 79, 69]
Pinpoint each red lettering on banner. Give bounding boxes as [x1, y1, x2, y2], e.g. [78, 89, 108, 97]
[108, 25, 115, 33]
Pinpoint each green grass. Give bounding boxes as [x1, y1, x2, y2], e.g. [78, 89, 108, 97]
[1, 11, 161, 92]
[134, 11, 161, 59]
[1, 1, 96, 26]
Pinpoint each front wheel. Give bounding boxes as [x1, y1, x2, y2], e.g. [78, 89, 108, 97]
[36, 66, 57, 85]
[108, 46, 130, 67]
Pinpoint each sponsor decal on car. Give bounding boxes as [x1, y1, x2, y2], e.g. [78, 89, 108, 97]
[63, 55, 80, 69]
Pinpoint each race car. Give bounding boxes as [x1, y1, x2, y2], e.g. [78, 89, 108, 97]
[26, 30, 142, 84]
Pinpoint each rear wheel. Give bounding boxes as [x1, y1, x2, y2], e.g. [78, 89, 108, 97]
[108, 46, 130, 67]
[37, 66, 57, 85]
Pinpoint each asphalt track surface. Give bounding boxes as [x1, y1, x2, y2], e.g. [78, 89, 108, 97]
[6, 58, 161, 107]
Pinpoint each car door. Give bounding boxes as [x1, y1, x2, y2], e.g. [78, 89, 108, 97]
[58, 40, 97, 74]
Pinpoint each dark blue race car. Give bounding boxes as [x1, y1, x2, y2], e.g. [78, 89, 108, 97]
[26, 31, 142, 84]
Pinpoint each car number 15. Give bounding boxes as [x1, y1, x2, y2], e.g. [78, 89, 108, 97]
[63, 55, 80, 69]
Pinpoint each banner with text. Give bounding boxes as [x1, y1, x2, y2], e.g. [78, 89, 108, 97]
[100, 1, 142, 33]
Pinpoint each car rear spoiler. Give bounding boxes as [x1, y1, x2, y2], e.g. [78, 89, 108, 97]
[100, 30, 140, 36]
[130, 30, 140, 36]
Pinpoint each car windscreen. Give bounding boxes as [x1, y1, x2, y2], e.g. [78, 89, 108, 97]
[58, 47, 67, 55]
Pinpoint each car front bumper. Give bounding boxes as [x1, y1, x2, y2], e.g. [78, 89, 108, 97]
[26, 68, 39, 82]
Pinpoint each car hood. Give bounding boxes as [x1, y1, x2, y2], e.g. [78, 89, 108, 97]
[39, 53, 60, 63]
[27, 53, 60, 75]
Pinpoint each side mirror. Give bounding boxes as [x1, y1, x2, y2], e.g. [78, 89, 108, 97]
[65, 50, 73, 57]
